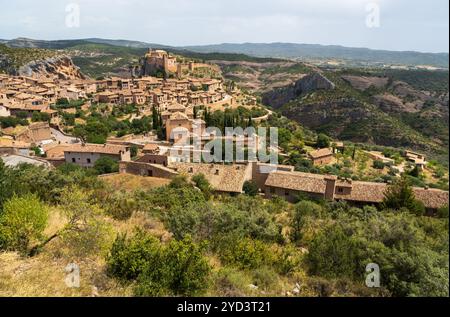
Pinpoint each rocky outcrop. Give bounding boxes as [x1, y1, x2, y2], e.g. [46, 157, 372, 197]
[262, 72, 335, 109]
[17, 56, 86, 80]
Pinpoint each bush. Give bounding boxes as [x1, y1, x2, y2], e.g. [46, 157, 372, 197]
[243, 180, 259, 197]
[0, 194, 48, 254]
[373, 160, 385, 169]
[437, 205, 449, 218]
[290, 201, 323, 244]
[94, 157, 119, 175]
[107, 230, 161, 281]
[316, 134, 331, 148]
[108, 231, 211, 296]
[192, 174, 212, 200]
[306, 226, 358, 279]
[218, 237, 274, 270]
[382, 177, 425, 215]
[106, 192, 138, 220]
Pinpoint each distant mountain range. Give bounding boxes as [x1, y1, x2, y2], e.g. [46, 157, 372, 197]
[1, 38, 448, 68]
[182, 43, 449, 68]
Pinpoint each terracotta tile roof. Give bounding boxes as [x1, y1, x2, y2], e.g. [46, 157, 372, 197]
[309, 148, 333, 159]
[266, 170, 449, 209]
[143, 143, 159, 152]
[413, 188, 449, 209]
[170, 162, 250, 193]
[64, 143, 128, 155]
[334, 181, 387, 203]
[169, 112, 189, 120]
[43, 144, 70, 159]
[265, 170, 331, 194]
[334, 180, 449, 209]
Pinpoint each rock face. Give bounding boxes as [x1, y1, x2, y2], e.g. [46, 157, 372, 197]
[262, 72, 335, 109]
[17, 56, 86, 80]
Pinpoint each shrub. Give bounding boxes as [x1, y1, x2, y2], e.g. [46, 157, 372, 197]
[192, 173, 212, 200]
[108, 231, 211, 296]
[106, 192, 138, 220]
[382, 177, 425, 215]
[243, 180, 259, 197]
[218, 237, 274, 270]
[107, 230, 162, 281]
[94, 157, 119, 175]
[437, 205, 449, 218]
[316, 134, 331, 148]
[290, 201, 323, 244]
[372, 160, 385, 169]
[306, 226, 358, 279]
[0, 194, 48, 254]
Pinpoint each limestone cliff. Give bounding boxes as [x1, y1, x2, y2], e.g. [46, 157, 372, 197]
[17, 56, 86, 80]
[262, 72, 335, 109]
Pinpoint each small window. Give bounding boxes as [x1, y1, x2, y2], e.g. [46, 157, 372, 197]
[285, 190, 289, 196]
[338, 187, 344, 193]
[71, 158, 76, 163]
[87, 158, 91, 164]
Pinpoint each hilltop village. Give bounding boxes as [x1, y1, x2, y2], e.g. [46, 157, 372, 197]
[0, 49, 448, 213]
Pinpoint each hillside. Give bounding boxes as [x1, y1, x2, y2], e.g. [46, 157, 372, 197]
[262, 69, 449, 164]
[0, 44, 58, 74]
[0, 44, 84, 79]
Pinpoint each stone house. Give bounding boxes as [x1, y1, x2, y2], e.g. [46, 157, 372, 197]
[308, 148, 334, 166]
[64, 143, 131, 168]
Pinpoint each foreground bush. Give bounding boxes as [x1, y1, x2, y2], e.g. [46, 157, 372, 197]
[0, 194, 48, 254]
[107, 231, 211, 296]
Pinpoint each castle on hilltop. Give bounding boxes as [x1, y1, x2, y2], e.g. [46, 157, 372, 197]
[140, 49, 178, 77]
[139, 48, 219, 79]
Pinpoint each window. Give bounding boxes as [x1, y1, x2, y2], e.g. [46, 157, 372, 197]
[338, 187, 344, 193]
[72, 158, 76, 163]
[285, 190, 289, 196]
[87, 158, 91, 164]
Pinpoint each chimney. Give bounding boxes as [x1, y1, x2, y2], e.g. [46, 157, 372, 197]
[324, 176, 337, 201]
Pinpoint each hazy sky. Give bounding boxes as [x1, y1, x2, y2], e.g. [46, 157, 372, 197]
[0, 0, 448, 52]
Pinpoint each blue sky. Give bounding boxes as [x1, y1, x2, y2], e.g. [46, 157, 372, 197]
[0, 0, 448, 52]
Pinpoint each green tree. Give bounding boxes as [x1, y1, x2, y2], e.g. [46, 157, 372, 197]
[382, 177, 425, 215]
[306, 226, 357, 279]
[192, 174, 212, 200]
[130, 145, 139, 158]
[107, 230, 162, 281]
[373, 160, 385, 169]
[243, 180, 259, 197]
[290, 201, 323, 244]
[0, 194, 48, 254]
[0, 160, 13, 210]
[316, 134, 331, 148]
[94, 157, 119, 175]
[148, 236, 210, 296]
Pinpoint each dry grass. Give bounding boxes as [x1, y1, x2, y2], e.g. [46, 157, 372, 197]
[102, 173, 170, 192]
[0, 205, 165, 297]
[0, 251, 133, 297]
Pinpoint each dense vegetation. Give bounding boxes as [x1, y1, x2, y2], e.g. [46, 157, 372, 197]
[0, 160, 448, 297]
